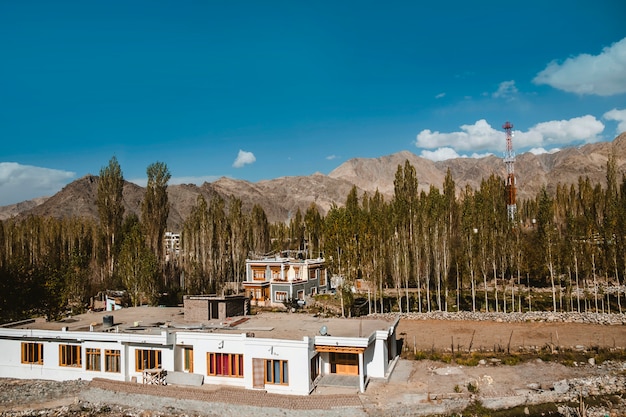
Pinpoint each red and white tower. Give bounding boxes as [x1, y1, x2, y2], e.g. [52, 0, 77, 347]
[503, 121, 516, 221]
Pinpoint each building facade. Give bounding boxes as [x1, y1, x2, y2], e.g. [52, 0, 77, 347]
[243, 256, 329, 307]
[0, 309, 399, 395]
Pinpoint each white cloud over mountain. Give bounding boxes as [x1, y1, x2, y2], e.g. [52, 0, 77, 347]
[416, 119, 501, 152]
[416, 115, 606, 162]
[0, 163, 75, 206]
[533, 37, 626, 96]
[604, 108, 626, 134]
[233, 150, 256, 168]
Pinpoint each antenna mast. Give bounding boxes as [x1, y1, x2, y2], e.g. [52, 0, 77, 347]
[503, 121, 516, 221]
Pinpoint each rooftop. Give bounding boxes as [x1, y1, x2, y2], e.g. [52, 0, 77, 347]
[3, 307, 396, 341]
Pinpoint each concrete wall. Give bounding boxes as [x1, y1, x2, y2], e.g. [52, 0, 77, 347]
[184, 296, 247, 321]
[175, 332, 312, 395]
[0, 329, 172, 383]
[184, 298, 209, 322]
[0, 317, 397, 396]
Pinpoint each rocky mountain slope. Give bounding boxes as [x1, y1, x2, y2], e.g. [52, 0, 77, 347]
[2, 133, 625, 229]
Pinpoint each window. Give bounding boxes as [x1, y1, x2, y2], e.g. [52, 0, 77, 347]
[319, 270, 326, 286]
[207, 352, 243, 377]
[297, 290, 304, 300]
[265, 359, 288, 385]
[253, 269, 266, 280]
[105, 349, 121, 373]
[310, 355, 320, 382]
[184, 347, 193, 373]
[59, 345, 81, 367]
[86, 348, 101, 371]
[275, 291, 287, 302]
[21, 342, 43, 364]
[135, 349, 161, 372]
[271, 268, 282, 281]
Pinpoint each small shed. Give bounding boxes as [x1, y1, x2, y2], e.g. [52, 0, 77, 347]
[183, 295, 249, 322]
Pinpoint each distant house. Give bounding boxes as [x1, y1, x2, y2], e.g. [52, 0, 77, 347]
[243, 255, 329, 307]
[163, 231, 181, 263]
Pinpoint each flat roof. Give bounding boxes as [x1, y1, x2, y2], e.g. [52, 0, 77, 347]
[4, 307, 396, 341]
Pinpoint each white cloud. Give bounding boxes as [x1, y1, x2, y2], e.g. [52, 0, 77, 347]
[435, 92, 446, 99]
[416, 119, 501, 151]
[603, 108, 626, 134]
[416, 116, 605, 158]
[130, 175, 219, 187]
[517, 115, 604, 147]
[326, 154, 338, 160]
[420, 147, 460, 161]
[0, 162, 75, 206]
[528, 147, 560, 155]
[420, 148, 493, 162]
[492, 80, 518, 99]
[533, 37, 626, 96]
[232, 149, 256, 168]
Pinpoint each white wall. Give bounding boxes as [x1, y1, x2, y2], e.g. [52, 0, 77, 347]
[0, 328, 172, 383]
[0, 318, 398, 395]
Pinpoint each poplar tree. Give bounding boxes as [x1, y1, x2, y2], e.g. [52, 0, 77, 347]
[96, 157, 125, 282]
[118, 216, 158, 306]
[537, 187, 557, 312]
[141, 162, 171, 265]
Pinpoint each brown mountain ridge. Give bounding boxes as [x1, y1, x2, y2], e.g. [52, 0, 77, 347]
[2, 133, 625, 230]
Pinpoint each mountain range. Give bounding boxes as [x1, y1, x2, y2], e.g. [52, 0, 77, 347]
[2, 132, 625, 230]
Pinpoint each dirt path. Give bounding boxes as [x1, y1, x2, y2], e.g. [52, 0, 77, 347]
[397, 319, 626, 352]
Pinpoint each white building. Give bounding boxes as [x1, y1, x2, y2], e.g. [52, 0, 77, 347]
[0, 307, 399, 395]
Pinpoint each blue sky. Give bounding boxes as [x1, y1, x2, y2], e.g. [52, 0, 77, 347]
[1, 1, 625, 206]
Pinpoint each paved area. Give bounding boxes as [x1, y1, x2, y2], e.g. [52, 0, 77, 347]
[88, 378, 364, 411]
[316, 374, 360, 388]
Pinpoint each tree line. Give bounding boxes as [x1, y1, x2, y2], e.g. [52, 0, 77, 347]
[1, 154, 625, 323]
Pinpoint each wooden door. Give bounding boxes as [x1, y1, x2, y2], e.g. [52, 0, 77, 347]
[253, 358, 265, 388]
[331, 353, 359, 375]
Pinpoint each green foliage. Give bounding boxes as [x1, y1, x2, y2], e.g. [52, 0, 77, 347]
[118, 216, 159, 306]
[141, 161, 171, 264]
[467, 381, 479, 394]
[6, 154, 626, 323]
[96, 157, 125, 280]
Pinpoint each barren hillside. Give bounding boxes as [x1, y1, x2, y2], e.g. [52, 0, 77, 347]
[2, 133, 625, 228]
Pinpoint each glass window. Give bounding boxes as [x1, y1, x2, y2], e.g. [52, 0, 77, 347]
[207, 352, 243, 377]
[59, 345, 81, 367]
[135, 349, 161, 372]
[86, 348, 101, 371]
[21, 342, 43, 364]
[105, 349, 121, 373]
[265, 359, 288, 385]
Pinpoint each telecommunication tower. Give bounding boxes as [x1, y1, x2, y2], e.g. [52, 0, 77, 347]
[503, 121, 516, 221]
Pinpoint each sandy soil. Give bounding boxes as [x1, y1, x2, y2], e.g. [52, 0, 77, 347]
[397, 319, 626, 352]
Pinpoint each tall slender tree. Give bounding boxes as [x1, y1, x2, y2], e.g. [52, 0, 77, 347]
[96, 157, 125, 282]
[141, 162, 171, 265]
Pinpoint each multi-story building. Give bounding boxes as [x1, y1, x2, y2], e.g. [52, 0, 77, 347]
[242, 255, 329, 307]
